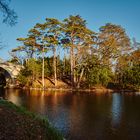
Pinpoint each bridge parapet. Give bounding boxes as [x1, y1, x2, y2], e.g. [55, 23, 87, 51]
[0, 62, 23, 78]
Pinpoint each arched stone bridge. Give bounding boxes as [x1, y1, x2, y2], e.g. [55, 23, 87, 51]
[0, 62, 22, 78]
[0, 61, 22, 86]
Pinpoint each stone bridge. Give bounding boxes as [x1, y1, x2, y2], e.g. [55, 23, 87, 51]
[0, 60, 22, 87]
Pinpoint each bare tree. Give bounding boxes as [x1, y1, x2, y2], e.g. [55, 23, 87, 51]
[0, 0, 17, 26]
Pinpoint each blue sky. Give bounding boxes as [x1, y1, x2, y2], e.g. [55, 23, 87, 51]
[0, 0, 140, 60]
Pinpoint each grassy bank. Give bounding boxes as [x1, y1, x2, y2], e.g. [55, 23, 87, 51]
[0, 99, 63, 140]
[15, 78, 139, 92]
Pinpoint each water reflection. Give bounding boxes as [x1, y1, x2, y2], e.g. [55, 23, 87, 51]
[111, 93, 123, 127]
[5, 89, 23, 106]
[2, 89, 140, 140]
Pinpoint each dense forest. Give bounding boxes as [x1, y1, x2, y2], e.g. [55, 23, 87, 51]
[10, 15, 140, 90]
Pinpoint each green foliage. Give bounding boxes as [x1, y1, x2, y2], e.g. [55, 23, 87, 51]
[99, 68, 112, 86]
[27, 58, 41, 78]
[121, 64, 140, 89]
[17, 67, 32, 86]
[86, 66, 112, 87]
[44, 57, 53, 77]
[116, 48, 140, 90]
[17, 58, 41, 86]
[11, 15, 140, 90]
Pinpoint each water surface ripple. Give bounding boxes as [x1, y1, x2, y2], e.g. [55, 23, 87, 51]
[1, 89, 140, 140]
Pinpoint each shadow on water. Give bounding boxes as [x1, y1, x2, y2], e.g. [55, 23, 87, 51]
[0, 87, 5, 98]
[0, 73, 6, 87]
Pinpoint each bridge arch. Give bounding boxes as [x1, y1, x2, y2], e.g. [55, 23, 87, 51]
[0, 62, 22, 87]
[0, 67, 12, 87]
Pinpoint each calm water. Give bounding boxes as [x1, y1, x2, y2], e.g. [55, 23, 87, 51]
[1, 89, 140, 140]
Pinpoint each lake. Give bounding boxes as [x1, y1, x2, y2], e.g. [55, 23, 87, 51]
[1, 88, 140, 140]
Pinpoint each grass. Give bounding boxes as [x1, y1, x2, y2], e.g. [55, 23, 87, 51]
[0, 99, 64, 140]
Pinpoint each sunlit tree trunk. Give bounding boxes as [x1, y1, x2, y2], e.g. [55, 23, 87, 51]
[42, 47, 45, 89]
[70, 45, 74, 87]
[64, 48, 66, 76]
[73, 54, 76, 85]
[77, 68, 84, 88]
[53, 46, 57, 87]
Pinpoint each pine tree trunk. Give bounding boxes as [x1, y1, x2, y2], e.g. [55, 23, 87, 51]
[53, 46, 57, 87]
[64, 49, 66, 76]
[70, 45, 74, 87]
[77, 68, 84, 88]
[73, 54, 76, 85]
[42, 47, 45, 89]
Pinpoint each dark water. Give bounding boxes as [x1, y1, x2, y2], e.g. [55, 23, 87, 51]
[1, 89, 140, 140]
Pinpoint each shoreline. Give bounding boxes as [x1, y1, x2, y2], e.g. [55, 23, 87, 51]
[29, 88, 139, 93]
[0, 99, 64, 140]
[5, 86, 139, 93]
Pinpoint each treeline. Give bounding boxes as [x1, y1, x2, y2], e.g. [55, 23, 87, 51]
[10, 15, 140, 90]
